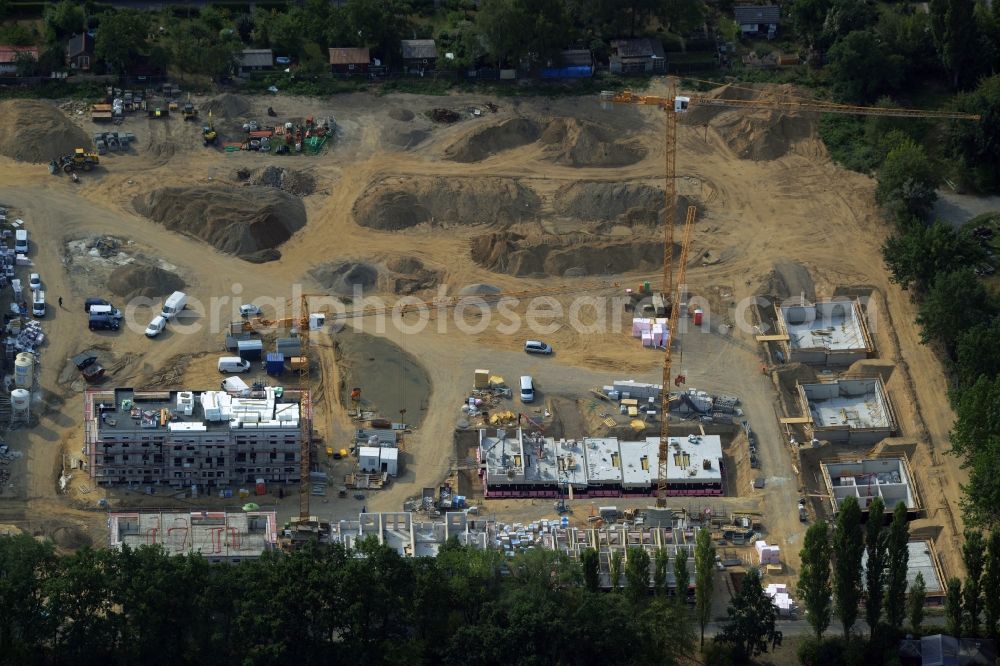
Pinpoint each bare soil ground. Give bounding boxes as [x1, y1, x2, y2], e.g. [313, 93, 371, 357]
[0, 85, 967, 577]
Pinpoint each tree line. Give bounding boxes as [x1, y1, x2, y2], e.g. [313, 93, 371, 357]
[0, 526, 796, 666]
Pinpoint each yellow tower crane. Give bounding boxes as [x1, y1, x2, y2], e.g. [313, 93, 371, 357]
[600, 80, 980, 507]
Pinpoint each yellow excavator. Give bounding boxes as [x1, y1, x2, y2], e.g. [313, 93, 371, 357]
[202, 110, 217, 146]
[50, 148, 100, 174]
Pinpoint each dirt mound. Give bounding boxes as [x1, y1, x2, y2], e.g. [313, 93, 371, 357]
[134, 186, 306, 263]
[108, 264, 186, 300]
[553, 181, 690, 227]
[201, 93, 251, 118]
[353, 176, 540, 231]
[384, 256, 440, 294]
[458, 283, 501, 297]
[539, 118, 646, 167]
[310, 260, 379, 296]
[429, 108, 460, 123]
[384, 127, 430, 149]
[682, 83, 822, 161]
[471, 231, 669, 277]
[445, 118, 541, 162]
[389, 108, 415, 121]
[0, 100, 91, 163]
[759, 261, 816, 301]
[234, 166, 316, 196]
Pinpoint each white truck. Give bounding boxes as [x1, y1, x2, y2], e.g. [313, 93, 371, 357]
[161, 291, 187, 319]
[31, 290, 45, 317]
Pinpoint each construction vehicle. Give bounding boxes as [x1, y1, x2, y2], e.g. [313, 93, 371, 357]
[202, 111, 218, 146]
[182, 100, 197, 121]
[50, 148, 100, 174]
[148, 106, 168, 119]
[600, 79, 981, 508]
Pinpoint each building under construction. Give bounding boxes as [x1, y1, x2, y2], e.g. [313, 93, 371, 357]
[108, 509, 278, 562]
[84, 387, 311, 489]
[775, 298, 874, 366]
[798, 377, 897, 445]
[820, 457, 921, 517]
[479, 428, 723, 498]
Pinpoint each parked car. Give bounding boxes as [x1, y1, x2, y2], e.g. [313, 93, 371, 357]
[519, 375, 535, 403]
[84, 297, 110, 312]
[160, 291, 187, 319]
[88, 304, 122, 320]
[218, 356, 251, 374]
[145, 315, 166, 338]
[240, 304, 261, 318]
[28, 273, 40, 291]
[31, 290, 45, 318]
[14, 229, 27, 254]
[524, 340, 553, 355]
[89, 313, 119, 331]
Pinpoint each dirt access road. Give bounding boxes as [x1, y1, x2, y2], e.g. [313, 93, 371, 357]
[0, 82, 968, 574]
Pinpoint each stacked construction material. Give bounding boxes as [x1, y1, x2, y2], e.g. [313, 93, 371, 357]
[755, 540, 781, 565]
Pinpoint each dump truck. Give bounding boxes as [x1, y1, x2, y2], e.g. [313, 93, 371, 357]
[51, 148, 100, 174]
[182, 101, 197, 121]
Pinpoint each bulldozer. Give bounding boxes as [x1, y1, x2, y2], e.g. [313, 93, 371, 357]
[202, 110, 217, 146]
[50, 148, 99, 174]
[182, 101, 198, 121]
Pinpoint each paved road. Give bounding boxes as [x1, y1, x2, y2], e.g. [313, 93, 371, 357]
[934, 190, 1000, 228]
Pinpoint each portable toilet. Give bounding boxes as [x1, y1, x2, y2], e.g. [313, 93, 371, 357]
[265, 352, 285, 376]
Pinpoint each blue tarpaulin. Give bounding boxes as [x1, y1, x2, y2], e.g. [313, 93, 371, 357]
[540, 65, 592, 79]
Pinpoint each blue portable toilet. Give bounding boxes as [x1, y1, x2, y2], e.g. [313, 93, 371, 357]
[265, 352, 285, 376]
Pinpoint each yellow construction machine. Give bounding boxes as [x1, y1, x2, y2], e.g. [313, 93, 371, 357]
[50, 148, 100, 174]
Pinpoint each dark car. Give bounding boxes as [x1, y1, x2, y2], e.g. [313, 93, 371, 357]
[84, 297, 109, 313]
[89, 313, 120, 331]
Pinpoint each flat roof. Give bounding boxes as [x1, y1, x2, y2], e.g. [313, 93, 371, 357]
[802, 378, 891, 430]
[109, 510, 277, 558]
[822, 457, 918, 511]
[584, 437, 623, 484]
[780, 300, 868, 352]
[620, 438, 657, 487]
[480, 429, 588, 487]
[863, 539, 942, 595]
[663, 435, 723, 483]
[88, 388, 300, 436]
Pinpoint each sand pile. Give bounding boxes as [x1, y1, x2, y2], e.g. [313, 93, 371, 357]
[310, 260, 379, 296]
[0, 100, 90, 163]
[202, 93, 251, 118]
[539, 118, 646, 167]
[108, 264, 186, 300]
[134, 186, 306, 263]
[385, 256, 441, 295]
[235, 166, 316, 196]
[385, 127, 430, 149]
[682, 83, 821, 161]
[444, 118, 541, 162]
[389, 108, 415, 121]
[353, 176, 540, 231]
[554, 181, 680, 226]
[470, 231, 669, 277]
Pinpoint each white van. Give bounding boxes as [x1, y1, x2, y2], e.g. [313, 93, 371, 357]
[14, 229, 27, 254]
[31, 290, 45, 317]
[519, 375, 534, 403]
[221, 376, 250, 395]
[89, 304, 122, 320]
[161, 291, 187, 319]
[218, 356, 251, 374]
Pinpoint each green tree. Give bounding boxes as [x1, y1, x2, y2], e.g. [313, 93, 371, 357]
[0, 534, 56, 662]
[44, 0, 85, 42]
[875, 136, 939, 222]
[477, 0, 570, 68]
[674, 547, 689, 606]
[695, 529, 716, 647]
[798, 520, 832, 639]
[946, 577, 964, 637]
[864, 496, 888, 636]
[950, 75, 1000, 193]
[882, 221, 985, 293]
[963, 530, 986, 636]
[877, 9, 937, 84]
[95, 9, 151, 77]
[885, 502, 911, 633]
[822, 0, 879, 45]
[715, 568, 782, 659]
[827, 30, 904, 103]
[931, 0, 980, 88]
[984, 528, 1000, 638]
[955, 318, 1000, 391]
[344, 0, 413, 68]
[833, 495, 864, 638]
[916, 269, 994, 354]
[654, 547, 669, 595]
[909, 571, 927, 633]
[610, 550, 623, 591]
[791, 0, 832, 49]
[625, 547, 651, 605]
[581, 547, 601, 592]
